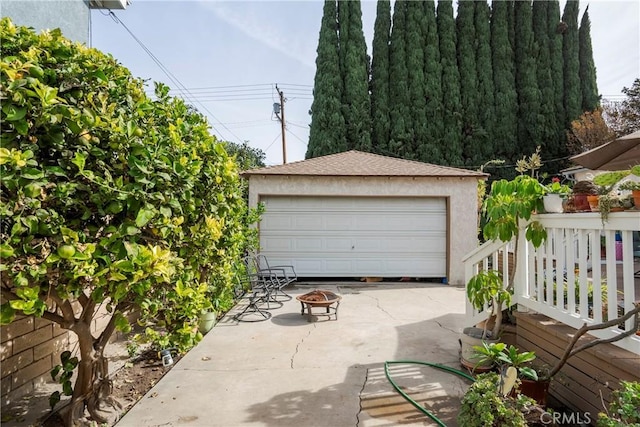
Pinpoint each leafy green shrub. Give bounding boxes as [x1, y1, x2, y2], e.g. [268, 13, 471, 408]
[0, 17, 257, 424]
[597, 381, 640, 426]
[458, 372, 537, 427]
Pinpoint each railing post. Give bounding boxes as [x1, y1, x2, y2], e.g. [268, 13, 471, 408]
[513, 223, 529, 307]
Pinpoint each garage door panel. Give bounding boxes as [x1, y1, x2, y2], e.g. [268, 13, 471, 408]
[293, 216, 324, 230]
[325, 238, 353, 251]
[260, 237, 294, 251]
[259, 196, 447, 278]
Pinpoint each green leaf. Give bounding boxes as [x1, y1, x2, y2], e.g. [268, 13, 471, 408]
[60, 350, 72, 364]
[0, 244, 15, 259]
[0, 303, 16, 324]
[9, 300, 33, 311]
[3, 105, 26, 121]
[113, 260, 134, 272]
[125, 225, 140, 236]
[20, 168, 44, 180]
[71, 152, 86, 172]
[109, 271, 127, 281]
[14, 120, 28, 135]
[49, 391, 61, 409]
[135, 207, 155, 227]
[51, 365, 62, 381]
[16, 286, 39, 300]
[520, 367, 538, 381]
[62, 381, 73, 396]
[114, 312, 131, 333]
[63, 356, 78, 372]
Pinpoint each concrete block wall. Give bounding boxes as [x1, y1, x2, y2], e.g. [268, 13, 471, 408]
[1, 315, 70, 403]
[0, 304, 114, 406]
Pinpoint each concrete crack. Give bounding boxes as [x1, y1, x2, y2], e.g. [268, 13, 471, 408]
[290, 327, 314, 369]
[434, 320, 458, 335]
[365, 294, 394, 319]
[356, 366, 369, 427]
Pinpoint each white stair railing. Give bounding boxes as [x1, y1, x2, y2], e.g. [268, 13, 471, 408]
[464, 211, 639, 354]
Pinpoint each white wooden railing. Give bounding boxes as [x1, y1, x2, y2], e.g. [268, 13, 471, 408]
[463, 211, 640, 354]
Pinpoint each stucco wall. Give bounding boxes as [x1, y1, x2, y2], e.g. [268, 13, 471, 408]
[247, 175, 480, 285]
[2, 0, 91, 45]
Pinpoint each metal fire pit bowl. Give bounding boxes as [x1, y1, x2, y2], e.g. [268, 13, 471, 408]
[296, 290, 341, 322]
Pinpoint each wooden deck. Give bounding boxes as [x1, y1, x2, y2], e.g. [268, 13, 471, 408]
[516, 312, 640, 418]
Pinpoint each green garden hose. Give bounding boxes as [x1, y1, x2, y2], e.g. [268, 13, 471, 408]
[383, 360, 475, 427]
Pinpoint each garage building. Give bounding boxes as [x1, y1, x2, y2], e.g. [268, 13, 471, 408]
[242, 151, 486, 285]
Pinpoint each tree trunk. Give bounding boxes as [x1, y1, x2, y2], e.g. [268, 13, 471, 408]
[60, 320, 120, 426]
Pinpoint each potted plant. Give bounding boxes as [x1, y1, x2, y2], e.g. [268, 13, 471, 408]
[473, 342, 550, 407]
[572, 180, 599, 212]
[618, 180, 640, 208]
[459, 303, 640, 423]
[461, 270, 510, 369]
[462, 149, 548, 369]
[458, 372, 540, 427]
[542, 177, 571, 213]
[198, 308, 217, 334]
[593, 165, 640, 207]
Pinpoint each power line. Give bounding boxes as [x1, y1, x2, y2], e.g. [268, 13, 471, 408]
[264, 132, 282, 153]
[287, 121, 310, 130]
[285, 128, 308, 146]
[104, 11, 245, 144]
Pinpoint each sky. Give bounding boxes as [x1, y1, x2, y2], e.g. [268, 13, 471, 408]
[90, 0, 640, 166]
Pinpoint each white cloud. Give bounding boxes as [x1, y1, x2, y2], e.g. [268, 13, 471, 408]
[199, 1, 318, 69]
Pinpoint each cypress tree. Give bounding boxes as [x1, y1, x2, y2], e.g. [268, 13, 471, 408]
[507, 1, 516, 55]
[388, 0, 412, 158]
[474, 0, 495, 163]
[421, 0, 444, 164]
[514, 0, 542, 157]
[404, 1, 426, 161]
[437, 0, 463, 166]
[456, 0, 480, 165]
[307, 0, 346, 158]
[548, 0, 566, 157]
[490, 0, 517, 162]
[370, 0, 391, 154]
[533, 0, 560, 163]
[339, 0, 372, 151]
[562, 0, 582, 125]
[579, 6, 599, 112]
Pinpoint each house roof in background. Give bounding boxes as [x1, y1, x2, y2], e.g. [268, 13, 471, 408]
[241, 150, 487, 178]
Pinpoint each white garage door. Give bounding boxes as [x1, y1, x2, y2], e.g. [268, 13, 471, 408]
[259, 196, 447, 278]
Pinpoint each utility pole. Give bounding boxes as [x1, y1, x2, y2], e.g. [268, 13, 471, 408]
[274, 84, 287, 164]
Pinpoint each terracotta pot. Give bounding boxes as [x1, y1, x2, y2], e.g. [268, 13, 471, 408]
[633, 190, 640, 208]
[587, 195, 600, 212]
[572, 194, 591, 212]
[519, 378, 550, 408]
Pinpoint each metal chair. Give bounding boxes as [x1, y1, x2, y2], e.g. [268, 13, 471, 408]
[256, 254, 296, 301]
[233, 269, 273, 322]
[245, 255, 285, 309]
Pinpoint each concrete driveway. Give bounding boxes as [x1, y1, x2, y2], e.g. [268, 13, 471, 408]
[116, 283, 471, 427]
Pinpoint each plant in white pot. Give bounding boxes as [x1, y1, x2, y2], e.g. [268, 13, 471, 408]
[462, 149, 547, 369]
[541, 178, 571, 213]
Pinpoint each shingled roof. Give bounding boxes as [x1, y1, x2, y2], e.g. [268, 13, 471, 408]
[242, 150, 487, 178]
